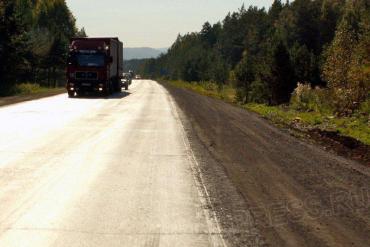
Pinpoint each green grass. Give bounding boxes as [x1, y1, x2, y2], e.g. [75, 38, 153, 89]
[245, 104, 370, 145]
[0, 83, 64, 97]
[0, 83, 65, 107]
[12, 83, 63, 95]
[166, 80, 236, 103]
[163, 80, 370, 146]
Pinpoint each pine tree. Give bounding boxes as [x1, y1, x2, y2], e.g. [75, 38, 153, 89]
[270, 41, 295, 105]
[269, 0, 283, 23]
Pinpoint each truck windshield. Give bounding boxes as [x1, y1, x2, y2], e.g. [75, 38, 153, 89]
[76, 54, 105, 67]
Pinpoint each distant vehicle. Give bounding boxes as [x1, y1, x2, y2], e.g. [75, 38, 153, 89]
[122, 73, 132, 90]
[135, 75, 142, 80]
[66, 37, 123, 97]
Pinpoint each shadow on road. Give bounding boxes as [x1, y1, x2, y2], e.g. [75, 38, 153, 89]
[106, 91, 131, 99]
[73, 91, 131, 100]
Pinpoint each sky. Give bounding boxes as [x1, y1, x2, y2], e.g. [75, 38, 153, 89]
[66, 0, 274, 48]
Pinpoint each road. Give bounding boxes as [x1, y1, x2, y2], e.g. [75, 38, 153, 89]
[0, 80, 226, 247]
[164, 83, 370, 247]
[1, 79, 369, 247]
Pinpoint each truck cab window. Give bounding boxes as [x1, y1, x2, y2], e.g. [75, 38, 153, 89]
[76, 54, 105, 67]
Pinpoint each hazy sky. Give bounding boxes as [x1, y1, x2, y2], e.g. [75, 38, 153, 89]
[66, 0, 274, 48]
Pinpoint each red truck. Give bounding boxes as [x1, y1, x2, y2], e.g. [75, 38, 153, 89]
[66, 37, 124, 97]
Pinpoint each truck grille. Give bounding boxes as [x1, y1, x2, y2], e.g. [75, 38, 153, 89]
[75, 72, 98, 80]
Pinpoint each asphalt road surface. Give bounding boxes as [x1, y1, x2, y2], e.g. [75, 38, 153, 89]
[0, 80, 226, 247]
[1, 80, 369, 247]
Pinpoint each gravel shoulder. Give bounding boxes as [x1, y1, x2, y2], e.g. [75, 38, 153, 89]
[163, 82, 370, 247]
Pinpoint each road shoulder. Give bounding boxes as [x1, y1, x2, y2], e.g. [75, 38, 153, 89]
[162, 82, 370, 247]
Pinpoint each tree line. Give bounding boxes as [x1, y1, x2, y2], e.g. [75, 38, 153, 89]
[141, 0, 369, 114]
[0, 0, 86, 95]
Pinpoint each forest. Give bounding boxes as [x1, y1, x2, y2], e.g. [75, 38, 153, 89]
[141, 0, 369, 115]
[0, 0, 86, 96]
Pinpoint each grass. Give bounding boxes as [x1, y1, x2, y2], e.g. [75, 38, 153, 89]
[167, 80, 236, 103]
[163, 80, 370, 146]
[12, 83, 62, 95]
[245, 104, 370, 145]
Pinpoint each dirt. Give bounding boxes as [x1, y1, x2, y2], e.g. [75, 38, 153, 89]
[0, 89, 65, 107]
[163, 83, 370, 247]
[307, 129, 369, 165]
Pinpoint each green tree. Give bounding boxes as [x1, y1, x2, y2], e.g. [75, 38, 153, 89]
[75, 27, 87, 38]
[34, 0, 78, 86]
[319, 0, 345, 48]
[140, 0, 366, 110]
[269, 0, 283, 23]
[26, 27, 54, 83]
[270, 41, 295, 105]
[0, 0, 81, 94]
[234, 52, 256, 103]
[0, 0, 29, 94]
[290, 43, 317, 84]
[323, 6, 356, 111]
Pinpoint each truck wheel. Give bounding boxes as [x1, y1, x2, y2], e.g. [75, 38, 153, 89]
[68, 91, 75, 98]
[125, 83, 129, 90]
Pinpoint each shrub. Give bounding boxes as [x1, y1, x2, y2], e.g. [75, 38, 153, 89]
[199, 81, 218, 91]
[13, 83, 42, 95]
[290, 83, 333, 113]
[235, 87, 246, 103]
[359, 98, 370, 115]
[248, 79, 270, 104]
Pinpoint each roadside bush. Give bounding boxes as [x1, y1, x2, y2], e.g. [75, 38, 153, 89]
[358, 98, 370, 115]
[198, 81, 218, 91]
[228, 70, 238, 88]
[248, 79, 270, 104]
[290, 83, 332, 113]
[235, 87, 246, 104]
[13, 83, 42, 95]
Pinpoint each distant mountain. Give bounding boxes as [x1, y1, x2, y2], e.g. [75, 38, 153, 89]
[123, 47, 168, 60]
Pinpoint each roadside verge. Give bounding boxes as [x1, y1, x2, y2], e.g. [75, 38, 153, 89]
[161, 80, 370, 246]
[0, 88, 65, 107]
[159, 80, 369, 165]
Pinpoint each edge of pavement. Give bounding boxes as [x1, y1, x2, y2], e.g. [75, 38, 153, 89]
[166, 84, 229, 247]
[162, 82, 267, 247]
[0, 89, 66, 107]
